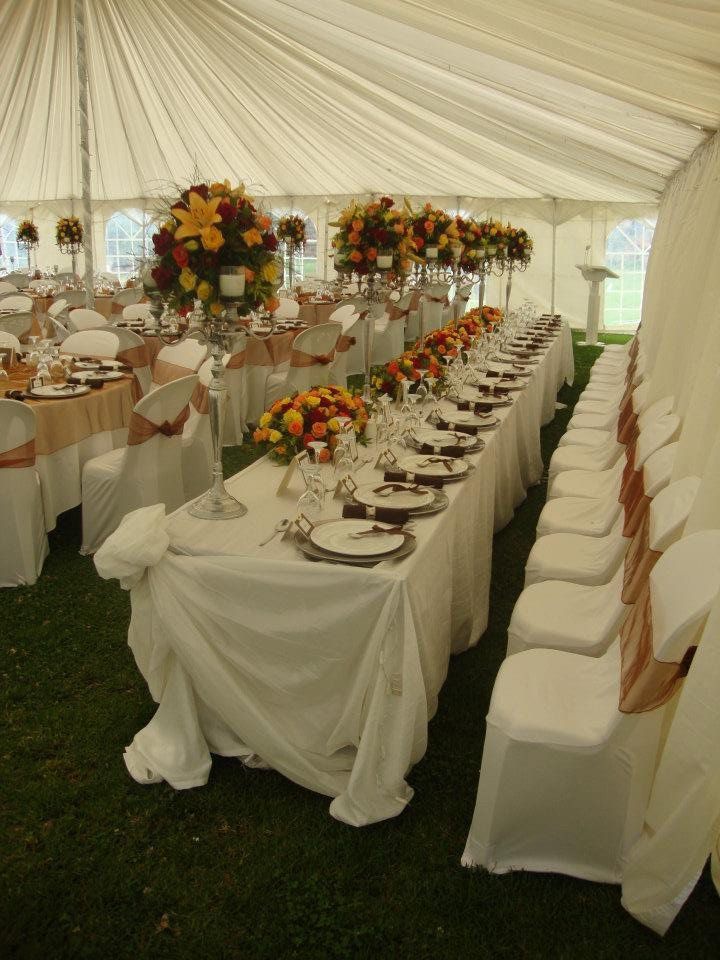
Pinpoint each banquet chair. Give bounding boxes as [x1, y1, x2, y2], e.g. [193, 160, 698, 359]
[331, 297, 369, 376]
[47, 298, 68, 319]
[548, 412, 680, 502]
[111, 287, 143, 309]
[273, 298, 301, 320]
[527, 424, 681, 588]
[122, 303, 153, 322]
[420, 283, 450, 336]
[0, 331, 22, 354]
[264, 322, 342, 407]
[60, 290, 89, 308]
[53, 272, 77, 283]
[28, 279, 57, 292]
[61, 329, 120, 360]
[0, 281, 18, 294]
[567, 379, 650, 433]
[0, 399, 49, 586]
[327, 313, 363, 388]
[537, 425, 678, 540]
[151, 339, 207, 390]
[0, 313, 33, 341]
[113, 328, 152, 398]
[462, 530, 720, 884]
[222, 333, 248, 445]
[371, 302, 405, 366]
[558, 394, 674, 452]
[0, 294, 33, 312]
[509, 472, 699, 659]
[452, 282, 474, 321]
[80, 375, 198, 554]
[67, 308, 110, 332]
[182, 358, 213, 501]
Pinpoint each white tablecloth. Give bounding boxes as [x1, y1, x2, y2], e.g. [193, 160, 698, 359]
[96, 323, 573, 825]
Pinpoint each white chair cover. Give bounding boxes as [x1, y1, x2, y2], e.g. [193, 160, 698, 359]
[151, 339, 207, 390]
[0, 294, 33, 312]
[0, 312, 33, 341]
[113, 327, 152, 397]
[264, 322, 342, 408]
[122, 303, 153, 321]
[81, 375, 198, 554]
[61, 329, 120, 359]
[182, 358, 212, 501]
[272, 298, 300, 320]
[0, 399, 48, 586]
[67, 308, 109, 331]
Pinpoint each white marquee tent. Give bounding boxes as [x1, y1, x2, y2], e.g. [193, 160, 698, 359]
[1, 0, 719, 321]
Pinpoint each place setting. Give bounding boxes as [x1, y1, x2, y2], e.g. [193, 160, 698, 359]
[293, 514, 417, 566]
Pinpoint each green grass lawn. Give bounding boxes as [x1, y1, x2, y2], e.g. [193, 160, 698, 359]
[1, 332, 716, 959]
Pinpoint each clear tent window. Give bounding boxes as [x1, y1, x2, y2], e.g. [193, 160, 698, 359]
[604, 218, 656, 330]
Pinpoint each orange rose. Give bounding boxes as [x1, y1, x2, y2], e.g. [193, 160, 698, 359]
[393, 222, 405, 234]
[287, 420, 303, 437]
[256, 214, 272, 231]
[424, 220, 434, 234]
[265, 296, 280, 313]
[318, 448, 331, 463]
[395, 372, 405, 382]
[245, 267, 255, 283]
[252, 428, 264, 443]
[366, 247, 377, 262]
[351, 219, 364, 232]
[311, 421, 327, 439]
[413, 236, 424, 250]
[349, 250, 363, 263]
[348, 231, 361, 244]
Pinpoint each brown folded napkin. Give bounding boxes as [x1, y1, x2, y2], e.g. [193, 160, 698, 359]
[350, 523, 407, 538]
[456, 400, 493, 415]
[384, 469, 444, 488]
[436, 418, 479, 435]
[418, 442, 465, 457]
[478, 384, 510, 396]
[5, 390, 26, 402]
[485, 370, 501, 378]
[88, 379, 104, 390]
[342, 503, 410, 524]
[97, 364, 116, 371]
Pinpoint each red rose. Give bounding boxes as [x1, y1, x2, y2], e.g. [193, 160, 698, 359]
[263, 233, 278, 251]
[380, 196, 394, 209]
[172, 244, 189, 268]
[152, 229, 174, 256]
[309, 409, 326, 424]
[303, 433, 314, 448]
[151, 265, 174, 290]
[216, 200, 235, 224]
[188, 184, 210, 201]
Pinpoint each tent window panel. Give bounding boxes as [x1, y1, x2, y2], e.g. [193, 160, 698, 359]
[105, 211, 156, 281]
[0, 217, 23, 271]
[604, 217, 656, 329]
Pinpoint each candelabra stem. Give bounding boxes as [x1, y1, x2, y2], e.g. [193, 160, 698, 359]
[505, 264, 513, 317]
[188, 330, 247, 520]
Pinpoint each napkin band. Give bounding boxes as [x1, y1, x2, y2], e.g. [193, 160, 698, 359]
[127, 406, 190, 445]
[419, 443, 465, 457]
[342, 503, 409, 524]
[0, 438, 35, 468]
[436, 418, 479, 435]
[456, 401, 493, 415]
[384, 469, 444, 488]
[619, 583, 695, 714]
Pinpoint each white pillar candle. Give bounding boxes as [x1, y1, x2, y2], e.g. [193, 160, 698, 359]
[219, 268, 246, 298]
[377, 252, 393, 269]
[425, 245, 438, 260]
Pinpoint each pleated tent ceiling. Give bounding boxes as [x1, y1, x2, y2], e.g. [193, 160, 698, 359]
[0, 0, 718, 204]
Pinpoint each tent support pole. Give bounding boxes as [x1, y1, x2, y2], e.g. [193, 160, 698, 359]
[550, 197, 557, 313]
[74, 0, 95, 307]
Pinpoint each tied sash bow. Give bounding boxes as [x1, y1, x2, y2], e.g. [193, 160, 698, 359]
[127, 406, 190, 446]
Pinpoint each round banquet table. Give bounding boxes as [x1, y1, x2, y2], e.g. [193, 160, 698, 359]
[4, 363, 134, 530]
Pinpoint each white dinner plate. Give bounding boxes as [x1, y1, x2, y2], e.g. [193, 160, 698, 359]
[486, 362, 531, 376]
[70, 370, 125, 382]
[30, 384, 91, 399]
[476, 377, 526, 391]
[398, 453, 469, 478]
[448, 411, 500, 428]
[459, 391, 512, 407]
[413, 428, 476, 448]
[310, 519, 405, 557]
[70, 359, 124, 370]
[353, 482, 434, 510]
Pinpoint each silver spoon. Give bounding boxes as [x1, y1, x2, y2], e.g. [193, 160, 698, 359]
[258, 518, 291, 546]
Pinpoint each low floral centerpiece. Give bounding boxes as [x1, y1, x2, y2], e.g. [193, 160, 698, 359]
[277, 214, 306, 246]
[253, 385, 369, 464]
[56, 216, 83, 255]
[372, 349, 443, 397]
[463, 305, 504, 330]
[331, 197, 415, 275]
[150, 180, 280, 315]
[16, 220, 39, 249]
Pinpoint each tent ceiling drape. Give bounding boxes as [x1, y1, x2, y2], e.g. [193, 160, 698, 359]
[0, 0, 718, 206]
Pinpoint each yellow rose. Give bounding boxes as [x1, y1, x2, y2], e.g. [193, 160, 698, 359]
[201, 225, 225, 251]
[179, 268, 197, 292]
[210, 301, 223, 316]
[242, 228, 263, 248]
[259, 412, 272, 427]
[260, 261, 278, 283]
[282, 409, 303, 427]
[305, 395, 321, 408]
[268, 429, 282, 444]
[438, 234, 449, 247]
[193, 282, 210, 302]
[185, 239, 199, 252]
[327, 417, 340, 433]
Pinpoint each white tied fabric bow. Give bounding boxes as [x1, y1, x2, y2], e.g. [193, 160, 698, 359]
[94, 504, 170, 589]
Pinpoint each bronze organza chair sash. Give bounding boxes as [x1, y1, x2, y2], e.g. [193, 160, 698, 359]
[622, 510, 662, 604]
[225, 351, 246, 370]
[152, 358, 195, 386]
[619, 583, 694, 714]
[0, 438, 36, 468]
[425, 294, 448, 304]
[127, 406, 190, 446]
[190, 382, 209, 415]
[117, 344, 151, 402]
[290, 348, 335, 368]
[335, 335, 356, 353]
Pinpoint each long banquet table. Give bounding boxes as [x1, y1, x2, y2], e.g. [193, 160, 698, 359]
[97, 323, 573, 826]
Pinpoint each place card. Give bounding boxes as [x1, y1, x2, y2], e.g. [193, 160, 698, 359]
[295, 513, 315, 537]
[276, 450, 310, 495]
[333, 474, 358, 500]
[374, 447, 399, 470]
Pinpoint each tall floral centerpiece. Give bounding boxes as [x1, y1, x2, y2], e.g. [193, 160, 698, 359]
[55, 216, 83, 255]
[149, 180, 280, 316]
[331, 196, 414, 276]
[144, 181, 281, 522]
[16, 220, 39, 268]
[276, 214, 306, 290]
[506, 226, 533, 264]
[408, 204, 459, 264]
